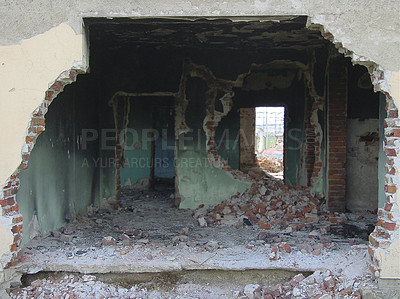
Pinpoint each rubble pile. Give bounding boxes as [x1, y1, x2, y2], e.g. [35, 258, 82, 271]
[194, 173, 345, 233]
[237, 270, 374, 299]
[9, 270, 379, 299]
[9, 274, 156, 299]
[256, 156, 283, 173]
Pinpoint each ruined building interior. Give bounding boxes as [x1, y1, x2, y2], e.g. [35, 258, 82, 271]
[1, 15, 399, 298]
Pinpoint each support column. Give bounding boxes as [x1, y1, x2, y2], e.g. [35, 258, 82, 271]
[327, 58, 348, 211]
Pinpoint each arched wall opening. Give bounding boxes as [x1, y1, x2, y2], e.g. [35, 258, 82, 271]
[0, 16, 398, 288]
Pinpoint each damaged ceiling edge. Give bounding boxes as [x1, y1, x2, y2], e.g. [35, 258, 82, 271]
[84, 15, 306, 24]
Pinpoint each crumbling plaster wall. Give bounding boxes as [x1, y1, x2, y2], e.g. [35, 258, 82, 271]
[0, 0, 399, 280]
[175, 62, 252, 209]
[377, 72, 400, 279]
[0, 23, 86, 277]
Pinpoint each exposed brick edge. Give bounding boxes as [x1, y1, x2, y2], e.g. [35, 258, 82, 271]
[0, 68, 84, 268]
[367, 66, 400, 277]
[174, 61, 249, 204]
[327, 59, 347, 212]
[309, 23, 400, 276]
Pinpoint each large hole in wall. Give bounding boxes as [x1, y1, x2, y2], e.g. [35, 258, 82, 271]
[10, 17, 386, 284]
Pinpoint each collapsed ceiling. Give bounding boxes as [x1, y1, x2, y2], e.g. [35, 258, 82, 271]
[85, 16, 331, 51]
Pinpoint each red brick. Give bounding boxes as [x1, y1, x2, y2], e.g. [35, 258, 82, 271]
[328, 169, 345, 175]
[7, 197, 15, 206]
[369, 235, 379, 247]
[50, 81, 63, 91]
[384, 202, 393, 212]
[328, 179, 345, 185]
[25, 136, 37, 143]
[385, 148, 397, 157]
[11, 224, 22, 234]
[385, 185, 397, 194]
[328, 174, 345, 180]
[329, 142, 346, 147]
[394, 129, 400, 137]
[328, 156, 346, 163]
[329, 185, 344, 190]
[387, 167, 396, 175]
[259, 220, 271, 229]
[3, 187, 18, 197]
[12, 216, 23, 224]
[31, 118, 45, 126]
[10, 243, 17, 252]
[328, 191, 346, 197]
[383, 222, 396, 231]
[329, 162, 345, 169]
[329, 146, 346, 152]
[45, 90, 54, 101]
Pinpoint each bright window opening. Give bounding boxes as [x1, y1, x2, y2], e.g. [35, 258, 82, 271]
[255, 107, 285, 179]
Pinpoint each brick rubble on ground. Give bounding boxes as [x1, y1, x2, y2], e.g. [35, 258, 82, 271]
[193, 172, 345, 233]
[237, 270, 378, 299]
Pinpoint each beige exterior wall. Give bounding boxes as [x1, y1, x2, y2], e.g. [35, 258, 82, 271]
[0, 23, 85, 185]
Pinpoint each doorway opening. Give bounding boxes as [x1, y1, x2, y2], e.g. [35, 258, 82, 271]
[152, 104, 175, 192]
[255, 106, 285, 180]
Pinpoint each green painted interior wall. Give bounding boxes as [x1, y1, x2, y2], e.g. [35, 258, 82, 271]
[312, 108, 326, 194]
[177, 151, 251, 209]
[154, 104, 175, 178]
[215, 105, 240, 170]
[177, 77, 250, 208]
[119, 98, 152, 186]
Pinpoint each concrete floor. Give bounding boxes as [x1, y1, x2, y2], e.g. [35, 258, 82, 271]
[7, 187, 391, 297]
